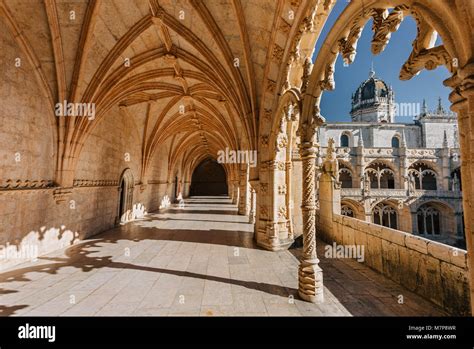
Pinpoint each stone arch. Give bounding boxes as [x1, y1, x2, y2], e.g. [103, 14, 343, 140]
[189, 158, 228, 196]
[339, 131, 352, 148]
[340, 199, 365, 220]
[338, 159, 356, 173]
[413, 200, 457, 242]
[300, 2, 465, 123]
[364, 160, 396, 189]
[295, 1, 473, 311]
[408, 161, 438, 190]
[391, 134, 401, 148]
[338, 162, 354, 188]
[372, 201, 399, 230]
[256, 89, 301, 250]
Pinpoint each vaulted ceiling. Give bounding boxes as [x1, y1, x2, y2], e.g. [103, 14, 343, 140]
[1, 0, 292, 164]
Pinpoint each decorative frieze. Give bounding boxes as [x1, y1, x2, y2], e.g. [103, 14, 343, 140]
[0, 179, 54, 190]
[73, 179, 119, 187]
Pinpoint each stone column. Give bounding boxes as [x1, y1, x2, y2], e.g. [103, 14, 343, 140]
[356, 133, 365, 187]
[232, 180, 239, 204]
[238, 164, 249, 215]
[440, 137, 451, 191]
[298, 141, 323, 303]
[399, 141, 409, 191]
[249, 187, 256, 224]
[319, 168, 341, 233]
[445, 64, 474, 314]
[291, 151, 304, 237]
[183, 181, 191, 198]
[286, 161, 294, 239]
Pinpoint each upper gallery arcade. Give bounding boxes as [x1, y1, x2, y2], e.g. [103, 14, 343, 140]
[0, 0, 473, 315]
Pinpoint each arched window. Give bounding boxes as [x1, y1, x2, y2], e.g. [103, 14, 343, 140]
[364, 162, 395, 189]
[421, 172, 437, 190]
[408, 163, 437, 190]
[373, 203, 397, 229]
[417, 205, 440, 235]
[339, 165, 353, 188]
[340, 134, 349, 147]
[391, 136, 400, 148]
[341, 205, 354, 217]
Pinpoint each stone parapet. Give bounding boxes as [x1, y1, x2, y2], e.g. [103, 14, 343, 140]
[317, 211, 470, 315]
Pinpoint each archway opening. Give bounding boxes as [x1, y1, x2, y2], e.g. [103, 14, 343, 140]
[339, 165, 353, 188]
[117, 169, 134, 224]
[119, 180, 126, 217]
[365, 162, 395, 189]
[373, 203, 398, 229]
[190, 159, 228, 196]
[409, 162, 438, 190]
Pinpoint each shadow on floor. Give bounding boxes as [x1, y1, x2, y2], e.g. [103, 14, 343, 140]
[0, 304, 29, 316]
[154, 209, 239, 215]
[0, 196, 448, 316]
[0, 232, 295, 316]
[289, 241, 448, 316]
[0, 197, 296, 315]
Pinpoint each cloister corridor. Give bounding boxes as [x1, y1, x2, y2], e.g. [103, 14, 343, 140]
[0, 197, 445, 317]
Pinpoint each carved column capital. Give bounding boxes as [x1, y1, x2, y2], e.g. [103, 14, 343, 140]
[298, 141, 318, 158]
[444, 63, 474, 110]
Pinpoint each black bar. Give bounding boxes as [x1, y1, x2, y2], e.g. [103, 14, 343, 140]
[0, 316, 473, 347]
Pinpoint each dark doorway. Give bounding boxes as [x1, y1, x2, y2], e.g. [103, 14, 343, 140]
[173, 176, 178, 201]
[117, 168, 134, 224]
[119, 180, 126, 218]
[190, 159, 228, 196]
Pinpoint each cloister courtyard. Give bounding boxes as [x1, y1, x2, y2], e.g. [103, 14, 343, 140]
[0, 0, 473, 318]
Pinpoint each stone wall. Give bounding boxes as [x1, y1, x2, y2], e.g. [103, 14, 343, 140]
[0, 54, 172, 271]
[317, 212, 470, 315]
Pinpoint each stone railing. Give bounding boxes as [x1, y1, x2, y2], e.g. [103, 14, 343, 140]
[317, 212, 470, 315]
[341, 188, 462, 199]
[318, 146, 451, 159]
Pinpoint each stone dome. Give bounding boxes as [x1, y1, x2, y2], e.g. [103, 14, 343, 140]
[352, 70, 391, 107]
[350, 68, 395, 123]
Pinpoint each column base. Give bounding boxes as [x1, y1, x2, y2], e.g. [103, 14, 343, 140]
[249, 214, 255, 224]
[256, 237, 294, 251]
[298, 260, 324, 303]
[237, 207, 249, 216]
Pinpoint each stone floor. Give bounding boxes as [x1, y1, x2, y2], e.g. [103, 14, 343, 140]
[0, 196, 447, 316]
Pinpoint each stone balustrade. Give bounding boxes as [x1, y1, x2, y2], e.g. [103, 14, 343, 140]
[340, 188, 462, 199]
[317, 212, 470, 315]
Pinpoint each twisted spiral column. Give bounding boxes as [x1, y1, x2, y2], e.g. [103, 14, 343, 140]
[298, 141, 323, 303]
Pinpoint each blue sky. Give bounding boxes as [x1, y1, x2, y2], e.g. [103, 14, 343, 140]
[313, 1, 451, 123]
